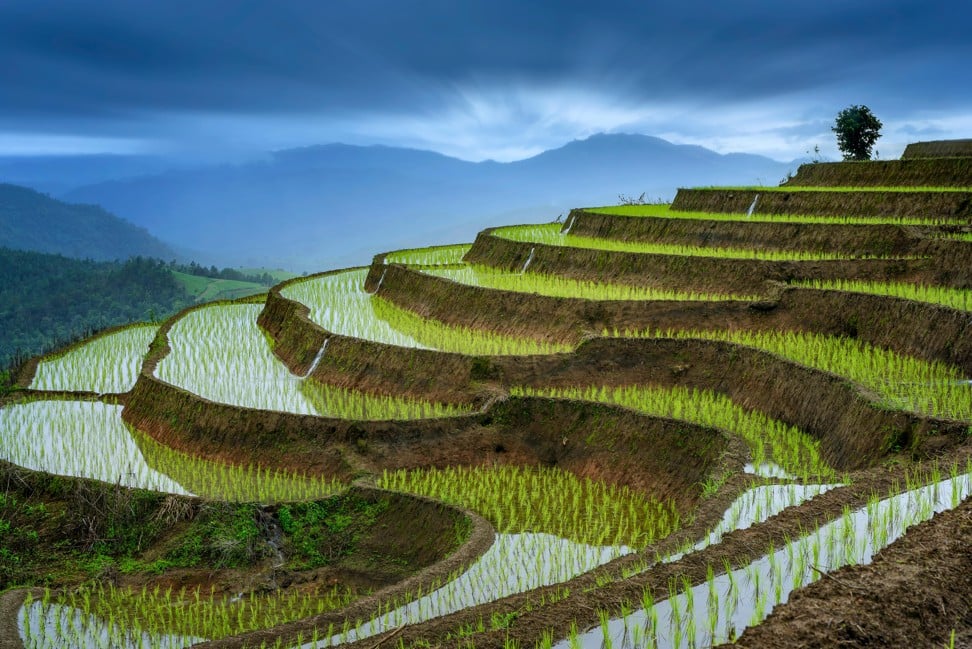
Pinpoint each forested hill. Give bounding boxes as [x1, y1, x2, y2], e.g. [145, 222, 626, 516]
[0, 248, 191, 370]
[0, 183, 175, 261]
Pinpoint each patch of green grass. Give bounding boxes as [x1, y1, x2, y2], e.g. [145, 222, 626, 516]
[277, 493, 388, 569]
[170, 270, 268, 302]
[942, 232, 972, 242]
[238, 267, 300, 282]
[283, 269, 570, 355]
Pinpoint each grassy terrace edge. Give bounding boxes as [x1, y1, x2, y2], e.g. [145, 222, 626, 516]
[563, 208, 968, 256]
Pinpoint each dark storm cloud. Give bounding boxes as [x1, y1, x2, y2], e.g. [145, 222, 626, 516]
[1, 0, 970, 157]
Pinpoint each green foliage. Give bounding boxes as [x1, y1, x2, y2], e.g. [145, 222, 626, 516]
[379, 464, 680, 547]
[277, 494, 388, 569]
[157, 301, 471, 419]
[833, 105, 883, 161]
[0, 248, 191, 369]
[165, 503, 266, 569]
[0, 182, 174, 261]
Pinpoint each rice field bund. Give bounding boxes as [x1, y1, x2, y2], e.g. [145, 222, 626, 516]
[3, 142, 972, 649]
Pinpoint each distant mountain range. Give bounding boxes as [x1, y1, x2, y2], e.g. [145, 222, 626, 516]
[2, 134, 795, 271]
[0, 183, 175, 261]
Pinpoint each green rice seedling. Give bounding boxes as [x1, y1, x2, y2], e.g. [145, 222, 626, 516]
[586, 203, 965, 225]
[29, 324, 159, 394]
[795, 278, 972, 312]
[283, 268, 570, 355]
[512, 384, 833, 479]
[618, 328, 972, 423]
[423, 265, 758, 302]
[30, 581, 355, 644]
[369, 295, 571, 355]
[384, 244, 472, 266]
[129, 425, 346, 502]
[378, 464, 679, 548]
[493, 223, 916, 261]
[943, 232, 972, 242]
[568, 622, 581, 649]
[155, 301, 471, 419]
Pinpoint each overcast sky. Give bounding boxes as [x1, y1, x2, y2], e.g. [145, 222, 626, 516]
[2, 0, 970, 162]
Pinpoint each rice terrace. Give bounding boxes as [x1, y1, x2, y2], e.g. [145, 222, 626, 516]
[5, 140, 972, 649]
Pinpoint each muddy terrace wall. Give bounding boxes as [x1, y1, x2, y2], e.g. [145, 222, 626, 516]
[259, 279, 478, 404]
[367, 263, 768, 340]
[564, 209, 941, 256]
[124, 370, 728, 514]
[671, 188, 972, 220]
[490, 336, 968, 470]
[261, 267, 971, 468]
[902, 139, 972, 159]
[360, 265, 972, 373]
[462, 230, 941, 294]
[783, 158, 972, 187]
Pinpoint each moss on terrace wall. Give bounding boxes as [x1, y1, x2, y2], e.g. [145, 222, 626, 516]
[784, 158, 972, 187]
[671, 188, 972, 220]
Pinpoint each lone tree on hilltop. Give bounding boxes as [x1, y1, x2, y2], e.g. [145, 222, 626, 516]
[832, 105, 883, 161]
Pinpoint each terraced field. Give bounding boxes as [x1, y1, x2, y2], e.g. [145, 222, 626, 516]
[2, 145, 972, 649]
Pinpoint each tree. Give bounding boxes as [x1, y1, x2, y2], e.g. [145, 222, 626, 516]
[832, 105, 883, 161]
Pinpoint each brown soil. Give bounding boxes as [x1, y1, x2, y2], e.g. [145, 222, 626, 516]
[671, 187, 972, 220]
[784, 158, 972, 187]
[0, 588, 43, 649]
[125, 379, 731, 517]
[903, 139, 972, 159]
[728, 491, 972, 648]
